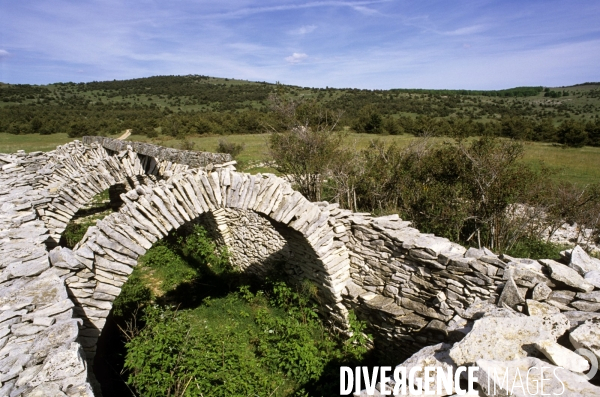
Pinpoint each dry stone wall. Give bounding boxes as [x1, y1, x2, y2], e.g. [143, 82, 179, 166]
[1, 137, 599, 396]
[82, 136, 231, 168]
[0, 149, 94, 396]
[60, 166, 352, 362]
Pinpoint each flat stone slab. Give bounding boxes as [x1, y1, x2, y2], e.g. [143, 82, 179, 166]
[449, 314, 569, 366]
[569, 318, 600, 363]
[540, 259, 594, 292]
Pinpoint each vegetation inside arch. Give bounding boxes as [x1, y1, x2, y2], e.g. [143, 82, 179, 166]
[59, 188, 114, 249]
[97, 224, 373, 397]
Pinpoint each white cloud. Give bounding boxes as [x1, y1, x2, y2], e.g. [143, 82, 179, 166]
[285, 52, 308, 63]
[289, 25, 317, 35]
[352, 5, 379, 15]
[0, 50, 10, 60]
[443, 24, 486, 36]
[203, 1, 388, 19]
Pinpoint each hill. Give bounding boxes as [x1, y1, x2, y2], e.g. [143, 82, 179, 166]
[0, 75, 599, 145]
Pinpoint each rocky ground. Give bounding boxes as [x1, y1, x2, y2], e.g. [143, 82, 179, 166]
[355, 246, 600, 396]
[545, 222, 600, 254]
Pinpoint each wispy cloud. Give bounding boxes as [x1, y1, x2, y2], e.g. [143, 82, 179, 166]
[0, 50, 10, 60]
[285, 53, 308, 63]
[200, 1, 389, 19]
[352, 5, 379, 15]
[443, 24, 486, 36]
[289, 25, 317, 35]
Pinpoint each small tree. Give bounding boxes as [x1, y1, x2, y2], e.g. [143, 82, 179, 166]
[558, 120, 587, 147]
[353, 104, 383, 134]
[216, 139, 244, 158]
[267, 93, 344, 201]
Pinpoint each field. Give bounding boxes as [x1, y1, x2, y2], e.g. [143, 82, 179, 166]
[2, 132, 599, 186]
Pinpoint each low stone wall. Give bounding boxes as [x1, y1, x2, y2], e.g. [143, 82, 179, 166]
[82, 136, 232, 168]
[0, 150, 94, 396]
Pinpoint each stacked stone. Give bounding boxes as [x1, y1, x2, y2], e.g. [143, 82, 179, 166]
[55, 167, 352, 359]
[6, 137, 598, 395]
[209, 208, 291, 274]
[82, 136, 232, 168]
[0, 152, 93, 396]
[333, 210, 600, 360]
[17, 138, 230, 247]
[33, 140, 186, 245]
[356, 300, 600, 396]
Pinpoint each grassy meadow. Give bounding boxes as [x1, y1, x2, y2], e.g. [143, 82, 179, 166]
[1, 132, 599, 186]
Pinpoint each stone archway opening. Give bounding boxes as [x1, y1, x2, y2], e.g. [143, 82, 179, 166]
[58, 188, 119, 249]
[89, 204, 348, 396]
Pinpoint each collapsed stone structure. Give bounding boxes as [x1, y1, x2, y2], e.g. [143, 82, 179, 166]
[0, 137, 598, 396]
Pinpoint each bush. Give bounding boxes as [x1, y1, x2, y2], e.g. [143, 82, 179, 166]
[124, 282, 369, 396]
[139, 242, 196, 292]
[216, 139, 244, 158]
[558, 120, 588, 147]
[112, 269, 152, 318]
[353, 104, 383, 134]
[504, 237, 566, 260]
[61, 220, 96, 249]
[351, 137, 550, 251]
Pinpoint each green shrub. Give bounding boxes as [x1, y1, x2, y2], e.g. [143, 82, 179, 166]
[119, 225, 370, 396]
[138, 242, 196, 292]
[504, 237, 567, 260]
[124, 282, 369, 396]
[216, 139, 245, 158]
[112, 268, 152, 318]
[61, 220, 96, 249]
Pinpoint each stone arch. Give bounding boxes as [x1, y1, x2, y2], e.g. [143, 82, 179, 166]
[34, 140, 194, 246]
[49, 167, 351, 360]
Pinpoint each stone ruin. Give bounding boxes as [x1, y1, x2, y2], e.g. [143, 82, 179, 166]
[0, 137, 598, 396]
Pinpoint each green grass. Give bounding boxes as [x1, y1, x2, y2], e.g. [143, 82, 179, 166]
[520, 141, 600, 186]
[0, 133, 75, 153]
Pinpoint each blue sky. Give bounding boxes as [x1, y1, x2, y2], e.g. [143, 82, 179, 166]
[0, 0, 599, 89]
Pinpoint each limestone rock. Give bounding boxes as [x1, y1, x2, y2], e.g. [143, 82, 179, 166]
[531, 282, 552, 301]
[29, 342, 86, 387]
[548, 289, 576, 305]
[569, 245, 600, 275]
[527, 299, 560, 316]
[393, 343, 456, 396]
[563, 311, 600, 331]
[576, 290, 600, 303]
[569, 319, 600, 362]
[534, 340, 590, 373]
[28, 320, 80, 363]
[461, 299, 524, 320]
[570, 300, 600, 312]
[48, 247, 84, 270]
[449, 314, 568, 366]
[400, 297, 448, 321]
[510, 262, 554, 289]
[25, 382, 68, 397]
[3, 257, 50, 279]
[64, 382, 94, 397]
[584, 270, 600, 288]
[497, 275, 525, 309]
[541, 259, 594, 292]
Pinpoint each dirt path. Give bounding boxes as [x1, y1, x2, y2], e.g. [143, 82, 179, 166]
[117, 129, 132, 140]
